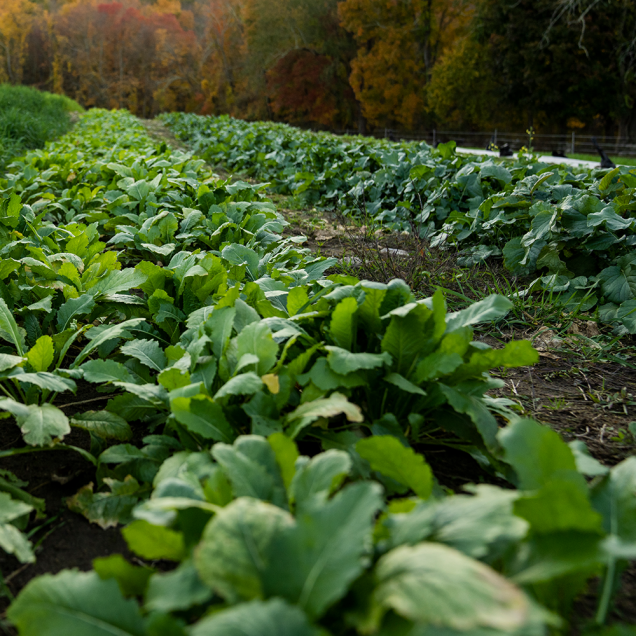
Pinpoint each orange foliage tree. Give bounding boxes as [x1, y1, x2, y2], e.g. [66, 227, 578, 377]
[338, 0, 472, 129]
[0, 0, 41, 84]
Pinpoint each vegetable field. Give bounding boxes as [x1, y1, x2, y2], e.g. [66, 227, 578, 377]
[0, 108, 635, 636]
[163, 113, 636, 335]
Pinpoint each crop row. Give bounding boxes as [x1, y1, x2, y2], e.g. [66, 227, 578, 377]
[0, 110, 634, 635]
[162, 112, 636, 335]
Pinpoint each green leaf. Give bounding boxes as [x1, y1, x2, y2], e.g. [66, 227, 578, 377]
[599, 166, 620, 191]
[26, 336, 54, 373]
[0, 296, 24, 355]
[7, 571, 146, 636]
[120, 339, 167, 372]
[386, 484, 527, 559]
[93, 554, 153, 598]
[13, 372, 76, 393]
[190, 599, 319, 636]
[20, 404, 70, 446]
[57, 295, 95, 331]
[329, 296, 358, 350]
[212, 436, 287, 509]
[384, 372, 426, 396]
[195, 498, 293, 603]
[221, 244, 260, 278]
[67, 478, 142, 529]
[591, 457, 636, 544]
[380, 305, 431, 376]
[372, 543, 529, 631]
[498, 418, 578, 489]
[445, 295, 512, 332]
[0, 353, 25, 372]
[73, 319, 146, 368]
[268, 433, 299, 492]
[289, 449, 351, 507]
[80, 359, 135, 384]
[88, 269, 148, 299]
[357, 436, 432, 499]
[145, 560, 212, 613]
[235, 321, 279, 375]
[264, 482, 383, 618]
[286, 392, 363, 439]
[171, 395, 234, 442]
[0, 522, 35, 563]
[122, 520, 185, 562]
[481, 162, 512, 184]
[598, 263, 636, 304]
[325, 346, 391, 374]
[70, 411, 132, 441]
[214, 372, 263, 400]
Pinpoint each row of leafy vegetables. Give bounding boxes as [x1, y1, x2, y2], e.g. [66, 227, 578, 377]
[0, 110, 634, 636]
[161, 112, 636, 335]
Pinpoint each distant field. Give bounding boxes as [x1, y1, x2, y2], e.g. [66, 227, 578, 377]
[569, 152, 636, 166]
[0, 85, 83, 170]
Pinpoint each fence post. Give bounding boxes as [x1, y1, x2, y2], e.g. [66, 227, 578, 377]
[494, 129, 498, 145]
[433, 129, 436, 146]
[571, 132, 575, 155]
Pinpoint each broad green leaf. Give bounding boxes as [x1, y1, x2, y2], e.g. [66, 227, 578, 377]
[67, 478, 142, 529]
[381, 305, 431, 376]
[329, 296, 358, 350]
[7, 570, 146, 636]
[93, 554, 153, 598]
[289, 449, 351, 507]
[212, 436, 287, 509]
[122, 520, 185, 562]
[498, 418, 578, 489]
[439, 384, 499, 450]
[0, 522, 34, 563]
[171, 395, 234, 442]
[57, 294, 95, 331]
[481, 162, 512, 184]
[0, 297, 24, 355]
[445, 295, 512, 332]
[73, 319, 146, 368]
[88, 269, 148, 298]
[598, 264, 636, 304]
[325, 346, 391, 374]
[599, 166, 620, 191]
[286, 392, 363, 438]
[70, 411, 132, 440]
[214, 372, 263, 399]
[120, 339, 167, 372]
[20, 404, 70, 446]
[0, 353, 25, 372]
[267, 433, 299, 492]
[0, 492, 33, 524]
[357, 436, 432, 499]
[264, 482, 383, 618]
[235, 321, 279, 376]
[13, 371, 76, 393]
[514, 475, 603, 534]
[372, 543, 529, 631]
[190, 599, 319, 636]
[386, 484, 527, 559]
[145, 560, 212, 613]
[195, 498, 293, 603]
[26, 336, 54, 372]
[221, 244, 260, 278]
[80, 359, 135, 384]
[384, 372, 426, 396]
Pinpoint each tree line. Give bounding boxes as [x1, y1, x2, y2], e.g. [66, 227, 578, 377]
[1, 0, 634, 138]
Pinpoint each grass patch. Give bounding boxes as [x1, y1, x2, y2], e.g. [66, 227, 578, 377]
[0, 84, 83, 170]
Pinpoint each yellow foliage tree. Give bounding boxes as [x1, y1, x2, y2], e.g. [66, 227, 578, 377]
[0, 0, 41, 84]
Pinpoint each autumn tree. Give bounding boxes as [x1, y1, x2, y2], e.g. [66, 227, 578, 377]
[338, 0, 471, 130]
[0, 0, 41, 84]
